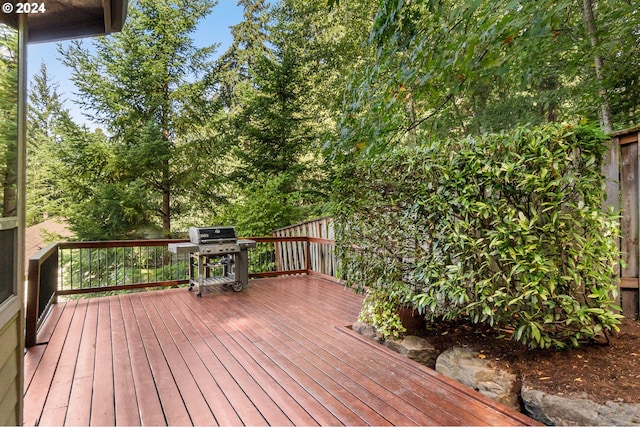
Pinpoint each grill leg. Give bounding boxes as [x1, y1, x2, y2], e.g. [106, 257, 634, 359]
[235, 248, 249, 288]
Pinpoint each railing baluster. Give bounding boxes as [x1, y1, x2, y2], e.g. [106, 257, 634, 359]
[105, 248, 109, 287]
[88, 248, 92, 289]
[70, 248, 74, 290]
[97, 247, 100, 288]
[115, 247, 119, 286]
[80, 248, 84, 289]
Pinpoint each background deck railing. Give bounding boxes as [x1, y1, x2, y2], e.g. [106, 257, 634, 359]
[26, 234, 336, 347]
[273, 217, 336, 281]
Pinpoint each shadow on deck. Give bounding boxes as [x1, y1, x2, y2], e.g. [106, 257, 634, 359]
[24, 276, 537, 426]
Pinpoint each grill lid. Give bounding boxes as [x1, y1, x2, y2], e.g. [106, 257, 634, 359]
[189, 226, 237, 245]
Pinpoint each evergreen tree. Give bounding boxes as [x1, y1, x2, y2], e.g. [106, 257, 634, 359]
[26, 63, 66, 225]
[210, 0, 376, 234]
[60, 0, 217, 237]
[234, 48, 310, 180]
[217, 0, 271, 109]
[48, 113, 155, 240]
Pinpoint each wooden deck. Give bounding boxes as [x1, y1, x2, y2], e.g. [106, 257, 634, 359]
[24, 276, 536, 426]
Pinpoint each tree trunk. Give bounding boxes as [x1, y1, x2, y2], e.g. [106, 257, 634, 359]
[583, 0, 620, 311]
[162, 166, 171, 235]
[162, 127, 171, 236]
[582, 0, 613, 133]
[161, 80, 171, 236]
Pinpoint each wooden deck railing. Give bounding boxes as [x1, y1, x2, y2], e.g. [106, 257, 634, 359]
[25, 235, 336, 347]
[273, 217, 337, 282]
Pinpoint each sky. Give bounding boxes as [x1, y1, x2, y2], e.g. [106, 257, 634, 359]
[26, 0, 246, 128]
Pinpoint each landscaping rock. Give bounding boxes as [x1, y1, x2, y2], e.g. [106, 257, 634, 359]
[351, 321, 383, 343]
[383, 335, 437, 369]
[435, 347, 521, 411]
[521, 385, 640, 426]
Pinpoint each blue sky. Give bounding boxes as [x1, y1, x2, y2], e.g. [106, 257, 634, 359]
[27, 0, 246, 128]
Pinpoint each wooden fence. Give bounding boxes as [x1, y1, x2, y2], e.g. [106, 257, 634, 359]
[613, 126, 640, 319]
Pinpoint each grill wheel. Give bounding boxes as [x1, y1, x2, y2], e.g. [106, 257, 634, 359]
[232, 281, 243, 292]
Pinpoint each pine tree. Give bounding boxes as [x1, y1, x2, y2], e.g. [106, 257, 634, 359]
[217, 0, 271, 109]
[26, 63, 66, 225]
[60, 0, 217, 236]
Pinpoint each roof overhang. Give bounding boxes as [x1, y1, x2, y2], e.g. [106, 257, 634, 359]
[0, 0, 128, 43]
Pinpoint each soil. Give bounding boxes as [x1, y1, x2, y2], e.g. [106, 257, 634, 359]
[421, 318, 640, 405]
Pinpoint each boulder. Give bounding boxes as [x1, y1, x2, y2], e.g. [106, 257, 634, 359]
[521, 385, 640, 426]
[436, 347, 521, 411]
[351, 321, 383, 343]
[384, 335, 438, 369]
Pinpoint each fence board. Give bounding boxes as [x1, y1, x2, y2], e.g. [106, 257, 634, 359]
[616, 128, 640, 319]
[620, 142, 638, 278]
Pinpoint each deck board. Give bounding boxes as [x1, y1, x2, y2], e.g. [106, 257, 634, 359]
[250, 288, 492, 425]
[64, 299, 98, 427]
[110, 296, 141, 427]
[23, 302, 65, 392]
[90, 298, 116, 426]
[152, 293, 247, 426]
[119, 294, 167, 426]
[127, 293, 192, 426]
[209, 291, 411, 425]
[228, 295, 438, 425]
[233, 284, 480, 425]
[24, 276, 538, 426]
[157, 291, 268, 426]
[37, 299, 88, 426]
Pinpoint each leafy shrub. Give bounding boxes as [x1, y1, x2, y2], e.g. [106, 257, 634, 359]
[213, 172, 310, 236]
[358, 287, 407, 339]
[334, 123, 622, 348]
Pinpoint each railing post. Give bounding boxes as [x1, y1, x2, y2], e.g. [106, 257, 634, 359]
[25, 257, 39, 347]
[25, 243, 59, 348]
[305, 238, 310, 274]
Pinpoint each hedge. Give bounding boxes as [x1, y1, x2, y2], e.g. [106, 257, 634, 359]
[334, 123, 622, 348]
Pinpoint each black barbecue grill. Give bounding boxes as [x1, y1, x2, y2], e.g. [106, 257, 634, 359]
[168, 226, 256, 296]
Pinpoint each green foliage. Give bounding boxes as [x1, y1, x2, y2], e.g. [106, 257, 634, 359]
[59, 0, 218, 236]
[27, 63, 67, 225]
[212, 0, 365, 235]
[217, 0, 271, 109]
[358, 287, 407, 339]
[46, 113, 159, 240]
[335, 123, 622, 349]
[332, 0, 640, 161]
[0, 24, 17, 218]
[68, 180, 157, 240]
[232, 49, 312, 182]
[214, 172, 312, 236]
[29, 0, 373, 239]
